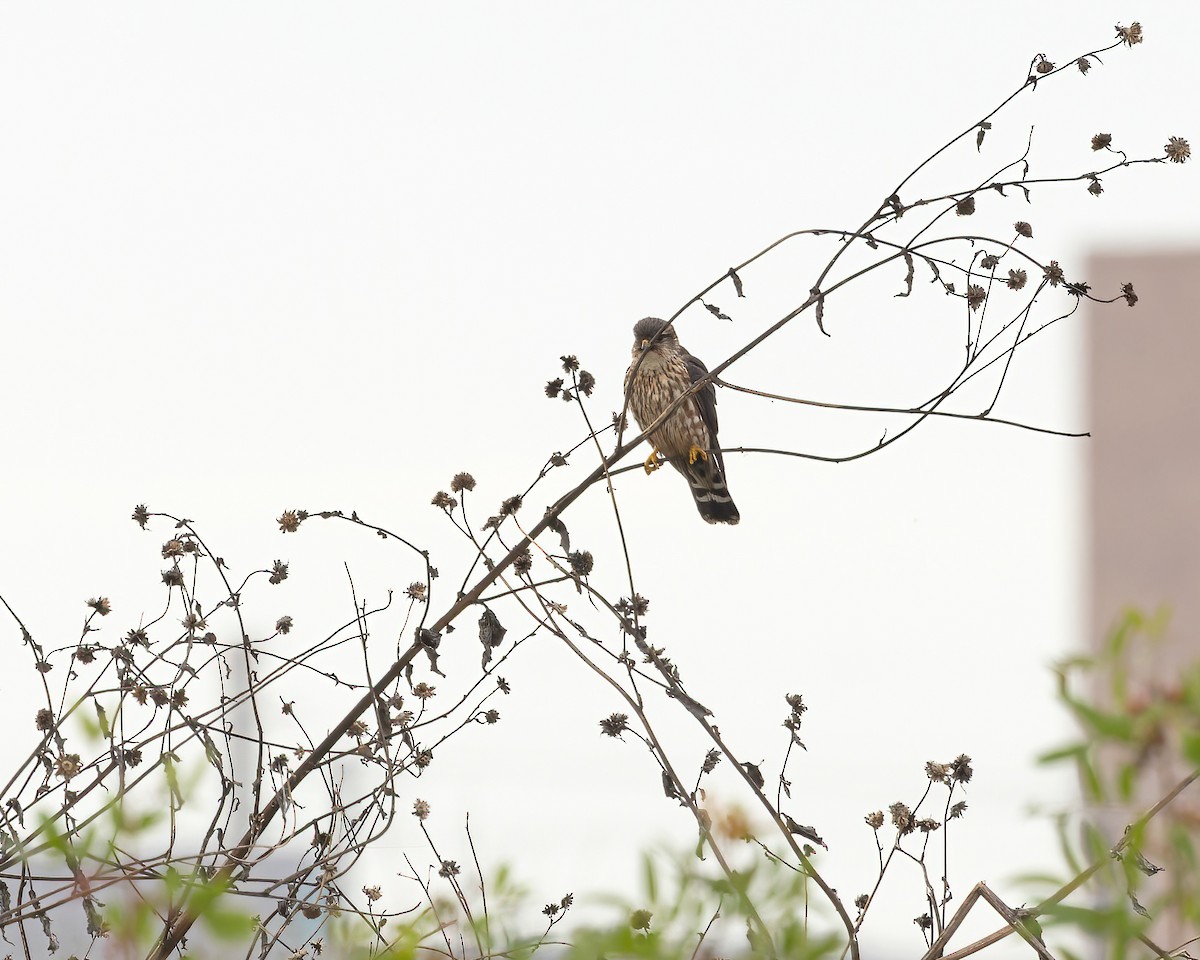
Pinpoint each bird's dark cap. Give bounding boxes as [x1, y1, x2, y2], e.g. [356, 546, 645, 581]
[632, 317, 676, 342]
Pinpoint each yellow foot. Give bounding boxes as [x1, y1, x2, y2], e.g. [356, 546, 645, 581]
[687, 445, 710, 465]
[643, 449, 663, 474]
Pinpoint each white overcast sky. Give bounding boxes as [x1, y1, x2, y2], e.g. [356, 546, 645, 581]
[2, 4, 1197, 956]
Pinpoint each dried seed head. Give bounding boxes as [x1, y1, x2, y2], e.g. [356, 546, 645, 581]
[438, 860, 460, 878]
[499, 495, 523, 516]
[1035, 59, 1055, 75]
[914, 914, 933, 931]
[413, 682, 436, 700]
[889, 802, 915, 834]
[545, 378, 564, 398]
[701, 748, 722, 773]
[162, 539, 185, 559]
[1116, 22, 1143, 46]
[362, 885, 382, 903]
[1122, 282, 1139, 307]
[56, 753, 83, 779]
[75, 645, 95, 664]
[513, 550, 533, 576]
[405, 582, 427, 601]
[599, 713, 630, 738]
[979, 254, 1000, 270]
[413, 799, 431, 820]
[949, 801, 969, 819]
[450, 472, 476, 494]
[1076, 57, 1092, 74]
[277, 510, 304, 533]
[36, 709, 54, 731]
[1088, 179, 1104, 197]
[950, 753, 974, 782]
[87, 597, 112, 616]
[918, 818, 941, 833]
[162, 567, 184, 588]
[568, 550, 594, 576]
[955, 196, 976, 217]
[276, 615, 293, 635]
[1014, 221, 1033, 239]
[542, 903, 560, 918]
[483, 709, 500, 724]
[865, 810, 885, 830]
[1165, 137, 1191, 164]
[855, 894, 869, 910]
[431, 491, 457, 510]
[269, 560, 289, 585]
[132, 504, 151, 529]
[1091, 133, 1112, 151]
[925, 761, 948, 783]
[1006, 268, 1028, 290]
[560, 355, 579, 373]
[966, 285, 986, 312]
[577, 370, 596, 396]
[1043, 261, 1065, 287]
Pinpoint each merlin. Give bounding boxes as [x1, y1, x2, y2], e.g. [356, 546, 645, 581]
[624, 317, 739, 525]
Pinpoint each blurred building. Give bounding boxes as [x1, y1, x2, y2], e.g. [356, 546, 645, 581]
[1087, 250, 1200, 950]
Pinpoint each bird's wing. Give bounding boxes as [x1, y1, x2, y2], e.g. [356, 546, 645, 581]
[681, 349, 725, 473]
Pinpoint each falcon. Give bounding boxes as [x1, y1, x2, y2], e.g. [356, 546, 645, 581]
[623, 317, 739, 525]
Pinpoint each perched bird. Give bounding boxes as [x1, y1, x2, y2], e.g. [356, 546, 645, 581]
[623, 317, 739, 525]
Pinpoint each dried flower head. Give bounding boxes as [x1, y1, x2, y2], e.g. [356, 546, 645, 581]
[75, 645, 96, 664]
[362, 885, 381, 903]
[542, 903, 561, 918]
[577, 370, 596, 396]
[171, 688, 189, 709]
[545, 378, 564, 398]
[123, 747, 143, 767]
[87, 597, 112, 617]
[560, 355, 579, 373]
[277, 510, 304, 533]
[1165, 136, 1191, 164]
[966, 284, 986, 312]
[413, 749, 432, 768]
[1014, 221, 1033, 239]
[413, 682, 436, 700]
[855, 894, 869, 910]
[36, 708, 54, 731]
[483, 709, 500, 724]
[599, 713, 629, 738]
[162, 539, 185, 559]
[497, 677, 511, 694]
[35, 660, 53, 674]
[950, 753, 974, 782]
[431, 491, 457, 510]
[162, 567, 184, 588]
[568, 550, 594, 576]
[150, 688, 169, 707]
[979, 254, 1000, 270]
[889, 802, 915, 834]
[1006, 268, 1028, 290]
[276, 615, 293, 635]
[413, 799, 431, 820]
[450, 472, 476, 493]
[702, 748, 722, 773]
[513, 549, 533, 576]
[1088, 179, 1104, 197]
[269, 559, 289, 585]
[348, 719, 368, 737]
[1116, 22, 1143, 46]
[955, 196, 975, 217]
[1076, 57, 1092, 74]
[1091, 133, 1113, 151]
[499, 495, 523, 516]
[925, 761, 948, 783]
[949, 801, 969, 819]
[1035, 59, 1055, 75]
[132, 504, 150, 529]
[438, 860, 460, 879]
[405, 582, 427, 601]
[914, 914, 933, 931]
[56, 753, 83, 779]
[1043, 261, 1065, 287]
[1122, 282, 1139, 307]
[918, 818, 941, 833]
[865, 810, 885, 830]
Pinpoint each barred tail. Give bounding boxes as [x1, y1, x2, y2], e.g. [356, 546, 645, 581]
[675, 455, 739, 525]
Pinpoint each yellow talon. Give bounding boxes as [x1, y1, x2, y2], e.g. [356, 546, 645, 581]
[644, 449, 663, 474]
[688, 445, 709, 465]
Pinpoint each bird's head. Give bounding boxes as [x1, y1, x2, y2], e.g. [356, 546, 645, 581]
[631, 317, 679, 358]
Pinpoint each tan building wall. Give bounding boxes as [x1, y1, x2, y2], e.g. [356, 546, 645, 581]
[1087, 249, 1200, 949]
